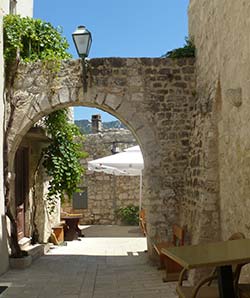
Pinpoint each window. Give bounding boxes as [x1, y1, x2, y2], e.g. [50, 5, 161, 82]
[72, 187, 88, 209]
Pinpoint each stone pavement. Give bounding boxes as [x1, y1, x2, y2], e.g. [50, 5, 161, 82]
[0, 225, 178, 298]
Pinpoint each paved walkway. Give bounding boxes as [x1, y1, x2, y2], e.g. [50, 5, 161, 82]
[0, 225, 178, 298]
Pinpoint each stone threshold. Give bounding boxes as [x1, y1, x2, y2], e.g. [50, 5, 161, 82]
[9, 243, 50, 269]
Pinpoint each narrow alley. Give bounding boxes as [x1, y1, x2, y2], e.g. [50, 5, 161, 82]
[0, 226, 178, 298]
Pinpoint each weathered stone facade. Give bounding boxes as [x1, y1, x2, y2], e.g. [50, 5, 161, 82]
[6, 58, 196, 255]
[12, 127, 60, 243]
[1, 0, 34, 275]
[183, 0, 250, 249]
[62, 128, 140, 225]
[64, 173, 141, 225]
[84, 128, 137, 160]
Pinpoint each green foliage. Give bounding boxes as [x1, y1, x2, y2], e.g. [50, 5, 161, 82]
[3, 14, 71, 68]
[163, 37, 195, 58]
[116, 205, 139, 225]
[43, 109, 88, 213]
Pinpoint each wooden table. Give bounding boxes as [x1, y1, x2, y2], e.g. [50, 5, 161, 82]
[61, 215, 83, 241]
[162, 238, 250, 298]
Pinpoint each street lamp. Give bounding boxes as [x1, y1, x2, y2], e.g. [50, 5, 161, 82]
[72, 25, 92, 92]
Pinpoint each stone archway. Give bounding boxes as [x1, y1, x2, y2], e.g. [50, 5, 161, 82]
[7, 57, 195, 255]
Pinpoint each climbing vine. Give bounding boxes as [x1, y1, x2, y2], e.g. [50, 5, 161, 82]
[3, 14, 71, 69]
[43, 110, 88, 213]
[162, 37, 195, 58]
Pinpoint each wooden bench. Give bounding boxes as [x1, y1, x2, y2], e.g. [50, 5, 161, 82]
[153, 224, 186, 282]
[51, 225, 64, 244]
[139, 209, 147, 235]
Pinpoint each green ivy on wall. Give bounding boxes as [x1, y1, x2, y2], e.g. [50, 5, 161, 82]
[43, 110, 88, 213]
[3, 14, 71, 67]
[4, 15, 86, 213]
[3, 14, 86, 254]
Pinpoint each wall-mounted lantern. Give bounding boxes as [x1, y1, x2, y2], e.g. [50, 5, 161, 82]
[72, 25, 92, 92]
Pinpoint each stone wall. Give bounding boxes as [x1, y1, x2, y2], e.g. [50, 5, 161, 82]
[64, 172, 140, 225]
[187, 0, 250, 247]
[7, 57, 196, 256]
[84, 129, 137, 159]
[62, 128, 140, 225]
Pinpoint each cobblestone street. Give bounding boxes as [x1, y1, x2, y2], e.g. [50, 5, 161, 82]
[0, 226, 178, 298]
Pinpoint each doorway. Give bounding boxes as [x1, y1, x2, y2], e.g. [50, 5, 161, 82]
[15, 147, 29, 240]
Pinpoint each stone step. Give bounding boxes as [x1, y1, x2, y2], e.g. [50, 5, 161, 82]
[18, 237, 31, 250]
[9, 243, 50, 269]
[22, 243, 50, 261]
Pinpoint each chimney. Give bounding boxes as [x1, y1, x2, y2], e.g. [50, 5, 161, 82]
[91, 114, 102, 133]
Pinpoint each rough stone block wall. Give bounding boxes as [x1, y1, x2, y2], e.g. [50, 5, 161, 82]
[63, 173, 140, 225]
[187, 0, 250, 267]
[145, 58, 196, 243]
[62, 129, 140, 225]
[84, 129, 137, 159]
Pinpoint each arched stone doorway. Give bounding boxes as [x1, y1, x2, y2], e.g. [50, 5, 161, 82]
[6, 57, 195, 255]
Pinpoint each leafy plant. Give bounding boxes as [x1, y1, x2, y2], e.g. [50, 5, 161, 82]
[3, 14, 71, 69]
[116, 204, 139, 225]
[43, 109, 88, 213]
[162, 37, 195, 58]
[3, 14, 73, 256]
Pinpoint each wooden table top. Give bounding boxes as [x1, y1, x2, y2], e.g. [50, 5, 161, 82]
[61, 214, 82, 220]
[161, 238, 250, 269]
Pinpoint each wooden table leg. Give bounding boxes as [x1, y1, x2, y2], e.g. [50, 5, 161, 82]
[217, 265, 235, 298]
[64, 219, 78, 240]
[61, 216, 83, 241]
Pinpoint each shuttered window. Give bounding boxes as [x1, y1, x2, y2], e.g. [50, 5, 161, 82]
[72, 187, 88, 209]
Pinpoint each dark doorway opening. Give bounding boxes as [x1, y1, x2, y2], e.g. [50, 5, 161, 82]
[0, 286, 8, 294]
[15, 146, 29, 240]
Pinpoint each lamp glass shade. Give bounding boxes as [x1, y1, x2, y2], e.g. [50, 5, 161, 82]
[72, 25, 92, 58]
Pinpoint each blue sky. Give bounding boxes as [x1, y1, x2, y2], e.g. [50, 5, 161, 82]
[34, 0, 189, 122]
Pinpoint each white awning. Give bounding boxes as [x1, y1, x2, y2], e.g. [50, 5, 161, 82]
[88, 146, 144, 176]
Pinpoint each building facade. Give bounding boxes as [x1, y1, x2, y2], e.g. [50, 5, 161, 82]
[186, 0, 250, 244]
[0, 0, 34, 274]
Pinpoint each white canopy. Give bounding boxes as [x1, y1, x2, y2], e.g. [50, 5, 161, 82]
[88, 145, 144, 176]
[88, 145, 144, 210]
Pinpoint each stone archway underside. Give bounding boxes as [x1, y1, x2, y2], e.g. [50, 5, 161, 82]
[7, 57, 196, 254]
